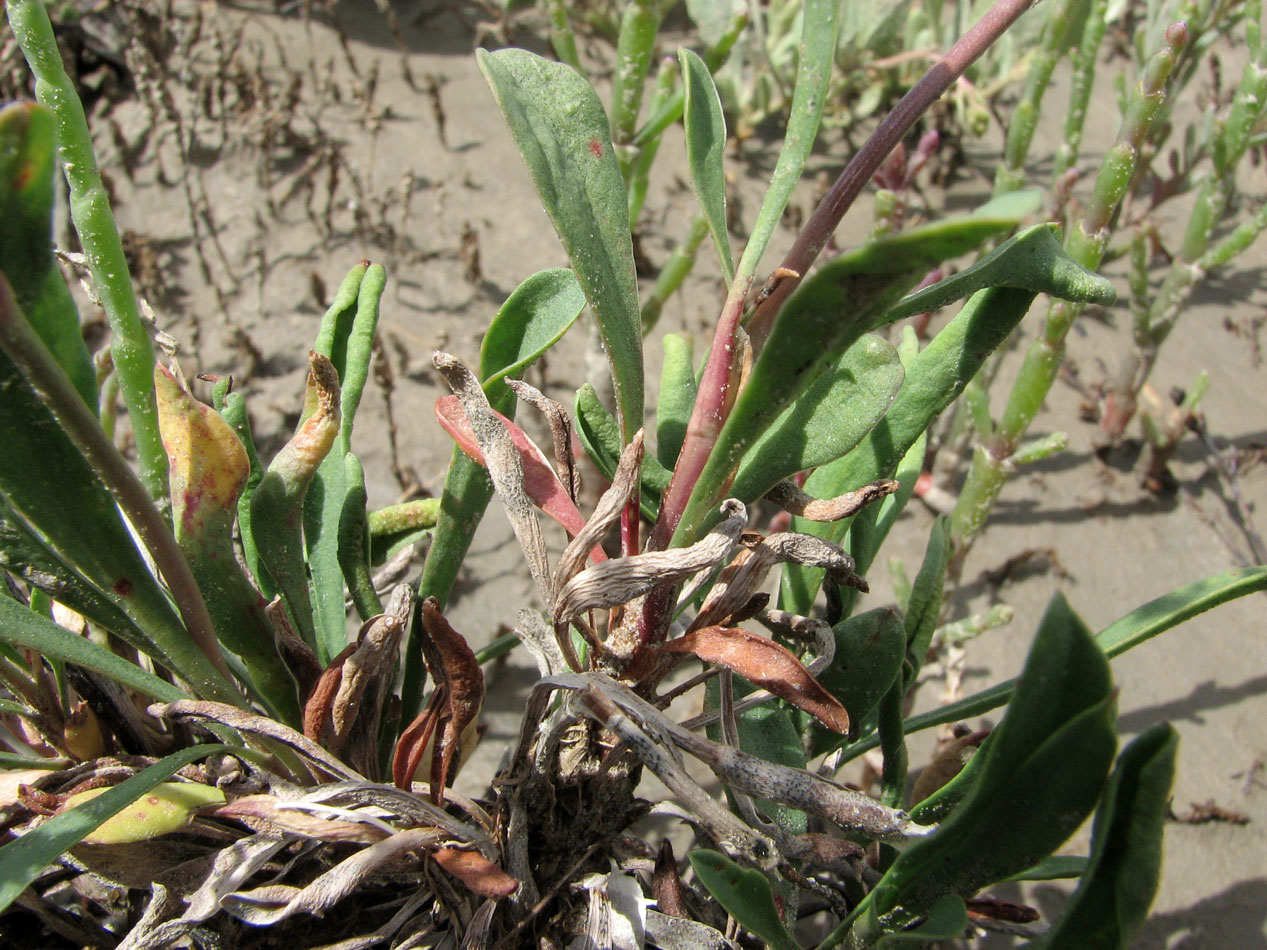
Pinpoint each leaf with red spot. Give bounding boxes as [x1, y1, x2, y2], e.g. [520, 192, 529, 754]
[661, 626, 850, 734]
[155, 365, 301, 724]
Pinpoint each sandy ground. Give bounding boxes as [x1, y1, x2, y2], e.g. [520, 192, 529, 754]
[15, 0, 1267, 945]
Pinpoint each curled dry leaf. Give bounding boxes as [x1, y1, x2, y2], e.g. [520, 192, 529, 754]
[659, 626, 849, 734]
[219, 827, 446, 926]
[303, 585, 411, 775]
[554, 429, 644, 603]
[149, 700, 362, 781]
[554, 499, 747, 625]
[392, 598, 484, 803]
[431, 847, 519, 898]
[764, 479, 899, 522]
[505, 377, 580, 502]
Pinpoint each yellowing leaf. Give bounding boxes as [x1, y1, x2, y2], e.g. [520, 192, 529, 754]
[63, 781, 226, 845]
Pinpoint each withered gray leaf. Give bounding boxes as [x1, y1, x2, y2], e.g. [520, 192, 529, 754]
[764, 479, 899, 521]
[506, 377, 580, 502]
[554, 500, 747, 625]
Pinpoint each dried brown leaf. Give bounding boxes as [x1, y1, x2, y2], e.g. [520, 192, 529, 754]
[660, 626, 849, 734]
[651, 840, 687, 918]
[505, 377, 580, 502]
[211, 795, 386, 842]
[430, 847, 518, 898]
[148, 700, 362, 781]
[765, 479, 899, 521]
[553, 430, 644, 603]
[219, 828, 445, 925]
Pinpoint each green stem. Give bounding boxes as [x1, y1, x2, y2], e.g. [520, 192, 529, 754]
[1051, 0, 1109, 184]
[7, 0, 168, 509]
[609, 0, 662, 181]
[544, 0, 582, 72]
[640, 214, 711, 335]
[950, 23, 1185, 564]
[994, 0, 1086, 195]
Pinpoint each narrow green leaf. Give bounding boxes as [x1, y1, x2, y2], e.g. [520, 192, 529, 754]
[576, 382, 671, 521]
[1005, 855, 1089, 882]
[885, 223, 1115, 323]
[215, 386, 268, 595]
[252, 353, 341, 659]
[0, 743, 231, 913]
[478, 49, 644, 440]
[0, 595, 188, 703]
[0, 102, 95, 408]
[1031, 723, 1178, 949]
[728, 334, 904, 504]
[679, 48, 734, 282]
[339, 453, 382, 622]
[877, 565, 1267, 749]
[306, 264, 386, 664]
[689, 850, 799, 950]
[872, 593, 1117, 916]
[656, 333, 697, 470]
[732, 0, 839, 285]
[903, 517, 950, 684]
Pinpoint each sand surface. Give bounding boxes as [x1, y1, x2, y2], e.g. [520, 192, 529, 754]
[16, 0, 1267, 945]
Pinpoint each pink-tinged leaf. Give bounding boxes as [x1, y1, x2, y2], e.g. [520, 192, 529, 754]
[431, 847, 518, 898]
[155, 365, 249, 544]
[435, 395, 604, 561]
[660, 626, 850, 734]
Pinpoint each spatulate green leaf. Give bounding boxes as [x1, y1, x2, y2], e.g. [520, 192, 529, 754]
[478, 49, 643, 441]
[871, 594, 1117, 918]
[728, 334, 904, 504]
[688, 850, 799, 950]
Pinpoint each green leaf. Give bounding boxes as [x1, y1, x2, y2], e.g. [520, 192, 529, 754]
[731, 0, 839, 285]
[215, 387, 268, 595]
[779, 284, 1041, 615]
[478, 50, 644, 441]
[575, 382, 672, 521]
[688, 850, 799, 950]
[0, 102, 95, 409]
[728, 334, 904, 504]
[1005, 855, 1089, 882]
[872, 593, 1117, 917]
[0, 594, 188, 703]
[305, 265, 385, 662]
[1030, 723, 1178, 950]
[155, 366, 300, 724]
[903, 516, 950, 684]
[804, 607, 907, 756]
[479, 268, 587, 407]
[339, 452, 382, 622]
[876, 894, 968, 945]
[679, 48, 733, 282]
[878, 565, 1267, 748]
[656, 333, 697, 470]
[0, 744, 231, 913]
[681, 217, 1016, 544]
[885, 223, 1115, 323]
[0, 351, 235, 702]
